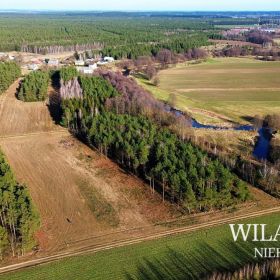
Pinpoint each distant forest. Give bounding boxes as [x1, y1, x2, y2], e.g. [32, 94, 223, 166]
[0, 14, 210, 58]
[0, 12, 279, 58]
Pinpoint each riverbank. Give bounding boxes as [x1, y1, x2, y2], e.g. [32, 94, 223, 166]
[170, 106, 270, 161]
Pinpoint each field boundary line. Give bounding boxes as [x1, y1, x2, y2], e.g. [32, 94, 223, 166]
[0, 130, 69, 140]
[0, 206, 279, 274]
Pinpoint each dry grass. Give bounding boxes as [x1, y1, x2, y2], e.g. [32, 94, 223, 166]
[156, 58, 280, 124]
[0, 80, 177, 254]
[0, 80, 61, 136]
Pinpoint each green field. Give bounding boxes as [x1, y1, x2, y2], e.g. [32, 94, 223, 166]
[140, 58, 280, 124]
[1, 213, 280, 280]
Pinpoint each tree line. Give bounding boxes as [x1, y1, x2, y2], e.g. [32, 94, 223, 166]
[213, 45, 280, 61]
[18, 71, 49, 102]
[0, 151, 39, 258]
[89, 112, 249, 211]
[101, 34, 209, 60]
[207, 259, 280, 280]
[0, 62, 21, 94]
[58, 68, 249, 212]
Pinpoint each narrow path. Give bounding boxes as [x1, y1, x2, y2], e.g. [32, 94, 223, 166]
[0, 206, 279, 274]
[0, 81, 104, 252]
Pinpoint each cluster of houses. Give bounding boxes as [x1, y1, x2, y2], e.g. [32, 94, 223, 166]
[223, 26, 280, 38]
[0, 52, 15, 61]
[25, 56, 115, 73]
[74, 56, 115, 74]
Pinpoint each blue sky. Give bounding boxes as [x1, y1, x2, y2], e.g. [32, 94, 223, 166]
[1, 0, 280, 11]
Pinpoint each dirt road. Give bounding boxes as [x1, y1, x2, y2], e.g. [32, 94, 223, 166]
[0, 79, 279, 271]
[0, 206, 279, 274]
[0, 80, 167, 252]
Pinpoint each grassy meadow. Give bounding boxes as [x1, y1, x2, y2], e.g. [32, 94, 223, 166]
[139, 58, 280, 125]
[1, 212, 280, 280]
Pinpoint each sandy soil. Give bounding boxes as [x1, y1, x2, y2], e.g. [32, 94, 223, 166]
[9, 51, 75, 63]
[0, 80, 174, 253]
[0, 79, 278, 259]
[0, 80, 61, 136]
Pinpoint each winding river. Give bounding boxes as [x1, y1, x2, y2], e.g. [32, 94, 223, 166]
[171, 108, 271, 160]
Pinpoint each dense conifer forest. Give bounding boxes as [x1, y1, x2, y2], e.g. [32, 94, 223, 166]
[18, 71, 49, 102]
[0, 151, 39, 258]
[0, 62, 21, 94]
[58, 68, 249, 211]
[0, 14, 210, 58]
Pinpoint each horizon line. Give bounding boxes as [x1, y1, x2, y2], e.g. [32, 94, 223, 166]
[1, 9, 280, 12]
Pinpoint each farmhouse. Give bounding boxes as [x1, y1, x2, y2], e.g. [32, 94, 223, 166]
[28, 64, 39, 71]
[103, 56, 115, 63]
[97, 61, 108, 66]
[75, 60, 85, 66]
[76, 66, 94, 74]
[48, 59, 59, 67]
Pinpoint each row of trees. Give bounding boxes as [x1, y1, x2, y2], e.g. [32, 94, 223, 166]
[89, 112, 249, 211]
[207, 259, 280, 280]
[102, 34, 209, 60]
[270, 137, 280, 165]
[18, 71, 49, 102]
[0, 151, 39, 258]
[121, 47, 208, 80]
[213, 45, 280, 61]
[0, 62, 21, 94]
[265, 114, 280, 165]
[58, 70, 249, 212]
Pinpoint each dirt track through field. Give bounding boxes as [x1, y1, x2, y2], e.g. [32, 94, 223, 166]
[0, 80, 60, 136]
[0, 206, 279, 275]
[0, 80, 155, 252]
[0, 81, 106, 251]
[0, 78, 279, 270]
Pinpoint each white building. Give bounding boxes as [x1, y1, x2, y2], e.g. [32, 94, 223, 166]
[88, 63, 97, 70]
[48, 59, 59, 67]
[76, 66, 94, 75]
[97, 61, 108, 66]
[103, 56, 115, 63]
[75, 60, 85, 66]
[28, 64, 39, 71]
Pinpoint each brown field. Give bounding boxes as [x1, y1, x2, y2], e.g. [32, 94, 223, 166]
[0, 80, 175, 254]
[0, 77, 279, 262]
[0, 81, 60, 136]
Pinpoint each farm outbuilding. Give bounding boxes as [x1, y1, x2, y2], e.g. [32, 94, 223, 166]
[103, 56, 115, 63]
[48, 59, 59, 67]
[75, 60, 85, 66]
